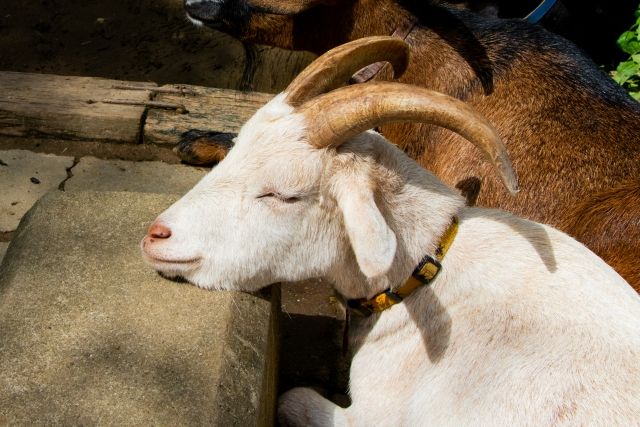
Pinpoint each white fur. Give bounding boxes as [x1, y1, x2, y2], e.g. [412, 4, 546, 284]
[142, 92, 640, 426]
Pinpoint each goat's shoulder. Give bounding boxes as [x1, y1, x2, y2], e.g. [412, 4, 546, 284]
[444, 208, 640, 313]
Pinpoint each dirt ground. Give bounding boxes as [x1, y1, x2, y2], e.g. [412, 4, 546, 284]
[0, 0, 314, 93]
[1, 0, 636, 89]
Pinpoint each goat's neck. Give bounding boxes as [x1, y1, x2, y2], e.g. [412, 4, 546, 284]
[332, 168, 466, 349]
[345, 1, 487, 97]
[345, 0, 415, 43]
[383, 186, 464, 288]
[328, 139, 466, 301]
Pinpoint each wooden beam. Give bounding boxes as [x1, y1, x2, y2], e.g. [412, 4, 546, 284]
[0, 71, 275, 152]
[144, 85, 273, 146]
[0, 71, 155, 143]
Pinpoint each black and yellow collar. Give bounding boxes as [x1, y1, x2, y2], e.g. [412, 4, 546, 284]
[347, 216, 459, 317]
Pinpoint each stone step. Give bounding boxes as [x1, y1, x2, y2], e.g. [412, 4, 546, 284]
[0, 149, 74, 234]
[0, 242, 7, 265]
[0, 191, 278, 425]
[0, 149, 209, 264]
[65, 156, 208, 194]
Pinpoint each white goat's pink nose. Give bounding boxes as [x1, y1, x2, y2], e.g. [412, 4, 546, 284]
[148, 222, 172, 239]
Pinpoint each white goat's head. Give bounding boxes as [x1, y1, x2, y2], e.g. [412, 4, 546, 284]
[141, 36, 518, 295]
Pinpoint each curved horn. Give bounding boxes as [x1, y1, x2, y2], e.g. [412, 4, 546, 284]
[285, 36, 410, 107]
[298, 82, 519, 194]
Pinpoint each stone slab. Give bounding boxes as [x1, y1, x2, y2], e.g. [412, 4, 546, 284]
[0, 149, 74, 232]
[65, 157, 208, 194]
[0, 242, 8, 266]
[281, 279, 341, 318]
[0, 191, 278, 425]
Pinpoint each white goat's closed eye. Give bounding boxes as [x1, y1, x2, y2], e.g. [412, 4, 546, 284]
[257, 192, 301, 203]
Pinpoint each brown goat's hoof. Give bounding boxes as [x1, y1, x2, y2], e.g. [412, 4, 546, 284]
[174, 130, 236, 166]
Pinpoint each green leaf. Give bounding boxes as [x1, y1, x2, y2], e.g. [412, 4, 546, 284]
[617, 31, 640, 55]
[613, 4, 640, 102]
[615, 61, 640, 84]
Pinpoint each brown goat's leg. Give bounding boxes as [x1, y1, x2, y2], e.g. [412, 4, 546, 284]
[563, 181, 640, 292]
[174, 130, 236, 166]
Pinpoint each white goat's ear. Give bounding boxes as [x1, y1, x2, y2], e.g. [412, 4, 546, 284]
[335, 180, 397, 279]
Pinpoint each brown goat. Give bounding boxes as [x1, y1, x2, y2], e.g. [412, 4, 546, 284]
[445, 0, 640, 66]
[183, 0, 640, 291]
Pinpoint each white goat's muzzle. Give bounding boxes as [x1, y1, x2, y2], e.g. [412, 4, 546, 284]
[141, 220, 203, 276]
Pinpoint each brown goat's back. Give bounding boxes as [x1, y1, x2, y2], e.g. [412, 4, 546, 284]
[377, 8, 640, 289]
[561, 181, 640, 291]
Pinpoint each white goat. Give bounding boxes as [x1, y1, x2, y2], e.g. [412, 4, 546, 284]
[141, 37, 640, 426]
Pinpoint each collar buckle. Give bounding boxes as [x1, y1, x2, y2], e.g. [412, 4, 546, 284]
[346, 216, 458, 317]
[412, 254, 442, 284]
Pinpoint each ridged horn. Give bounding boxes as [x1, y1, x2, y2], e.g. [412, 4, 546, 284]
[298, 82, 519, 194]
[284, 36, 410, 107]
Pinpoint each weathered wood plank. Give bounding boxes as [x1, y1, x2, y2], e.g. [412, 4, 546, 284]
[144, 85, 273, 146]
[0, 71, 275, 150]
[0, 72, 155, 143]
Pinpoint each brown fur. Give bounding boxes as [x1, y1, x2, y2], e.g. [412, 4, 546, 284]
[175, 130, 235, 165]
[561, 181, 640, 287]
[187, 0, 640, 290]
